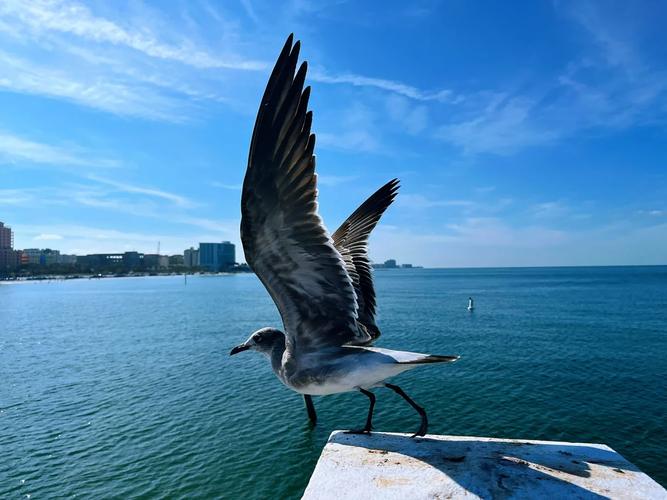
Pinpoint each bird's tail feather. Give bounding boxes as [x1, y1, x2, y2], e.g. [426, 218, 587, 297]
[400, 354, 460, 365]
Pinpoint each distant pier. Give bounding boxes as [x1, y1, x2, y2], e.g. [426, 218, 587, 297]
[303, 431, 666, 499]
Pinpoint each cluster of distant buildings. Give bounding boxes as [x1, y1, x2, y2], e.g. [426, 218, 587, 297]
[0, 221, 243, 275]
[1, 223, 80, 268]
[372, 259, 419, 269]
[1, 221, 418, 276]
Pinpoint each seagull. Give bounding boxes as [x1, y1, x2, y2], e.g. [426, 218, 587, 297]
[230, 34, 459, 437]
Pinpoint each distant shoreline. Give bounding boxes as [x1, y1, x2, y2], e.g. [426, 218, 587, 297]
[0, 271, 250, 284]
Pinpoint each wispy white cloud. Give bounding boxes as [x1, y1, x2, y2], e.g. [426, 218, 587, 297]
[9, 184, 239, 253]
[0, 0, 266, 71]
[1, 181, 232, 240]
[0, 130, 118, 168]
[240, 0, 261, 24]
[318, 102, 383, 153]
[69, 188, 236, 237]
[11, 223, 220, 255]
[87, 176, 194, 208]
[34, 233, 63, 241]
[531, 201, 569, 219]
[432, 2, 667, 156]
[0, 188, 34, 205]
[0, 0, 460, 126]
[4, 0, 660, 151]
[563, 1, 636, 70]
[0, 50, 196, 122]
[397, 194, 475, 210]
[210, 181, 242, 190]
[385, 94, 429, 135]
[637, 209, 665, 217]
[435, 96, 557, 155]
[70, 190, 158, 216]
[0, 0, 252, 121]
[556, 2, 667, 130]
[318, 130, 380, 153]
[311, 68, 458, 103]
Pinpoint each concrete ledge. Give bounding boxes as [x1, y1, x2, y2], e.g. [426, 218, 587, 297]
[302, 431, 666, 499]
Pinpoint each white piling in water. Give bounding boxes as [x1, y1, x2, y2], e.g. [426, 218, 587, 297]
[303, 431, 666, 499]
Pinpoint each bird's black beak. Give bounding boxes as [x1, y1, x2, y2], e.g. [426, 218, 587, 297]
[230, 344, 250, 356]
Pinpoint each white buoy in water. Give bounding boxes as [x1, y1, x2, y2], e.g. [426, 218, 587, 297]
[467, 296, 474, 311]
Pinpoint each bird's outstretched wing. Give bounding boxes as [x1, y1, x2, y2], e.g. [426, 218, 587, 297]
[332, 179, 399, 342]
[241, 35, 369, 354]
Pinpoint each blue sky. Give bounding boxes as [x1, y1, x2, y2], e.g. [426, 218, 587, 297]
[1, 0, 665, 267]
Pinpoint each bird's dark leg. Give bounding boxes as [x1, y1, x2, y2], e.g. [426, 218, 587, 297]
[345, 388, 376, 434]
[384, 383, 428, 438]
[303, 395, 317, 423]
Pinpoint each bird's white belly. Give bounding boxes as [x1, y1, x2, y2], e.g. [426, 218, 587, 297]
[291, 363, 414, 396]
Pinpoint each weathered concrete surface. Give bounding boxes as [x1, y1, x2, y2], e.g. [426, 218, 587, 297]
[302, 431, 666, 500]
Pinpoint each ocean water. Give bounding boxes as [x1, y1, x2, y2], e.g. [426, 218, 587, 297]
[1, 267, 666, 498]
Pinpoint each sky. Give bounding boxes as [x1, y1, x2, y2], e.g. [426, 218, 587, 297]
[0, 0, 666, 267]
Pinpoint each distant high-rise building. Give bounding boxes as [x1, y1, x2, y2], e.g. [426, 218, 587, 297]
[0, 222, 13, 249]
[220, 241, 235, 267]
[0, 222, 17, 270]
[184, 247, 199, 268]
[198, 242, 235, 271]
[383, 259, 398, 269]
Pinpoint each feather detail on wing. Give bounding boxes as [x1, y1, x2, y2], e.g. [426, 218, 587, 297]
[332, 179, 399, 342]
[241, 35, 370, 354]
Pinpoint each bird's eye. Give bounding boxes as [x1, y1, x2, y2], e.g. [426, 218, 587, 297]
[254, 334, 262, 343]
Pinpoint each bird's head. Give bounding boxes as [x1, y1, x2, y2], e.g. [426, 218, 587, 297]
[230, 327, 285, 357]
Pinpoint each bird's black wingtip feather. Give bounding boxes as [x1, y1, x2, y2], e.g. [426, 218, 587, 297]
[265, 34, 296, 90]
[383, 178, 400, 189]
[380, 178, 401, 199]
[290, 40, 301, 64]
[295, 61, 308, 81]
[279, 34, 294, 60]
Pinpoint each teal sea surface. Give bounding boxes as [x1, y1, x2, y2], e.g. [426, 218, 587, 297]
[1, 266, 666, 498]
